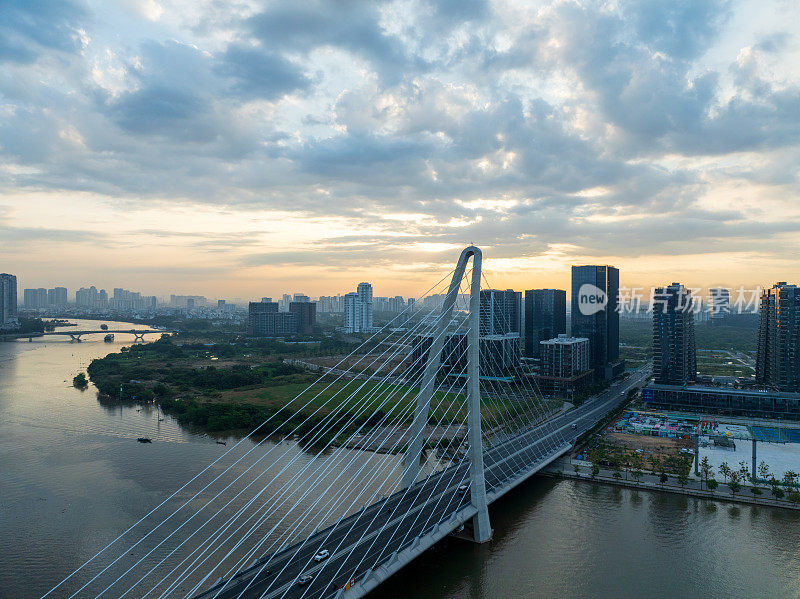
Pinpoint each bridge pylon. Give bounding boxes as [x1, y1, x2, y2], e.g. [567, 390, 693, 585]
[401, 245, 492, 543]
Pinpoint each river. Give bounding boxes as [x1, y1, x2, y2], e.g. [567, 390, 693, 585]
[1, 320, 799, 599]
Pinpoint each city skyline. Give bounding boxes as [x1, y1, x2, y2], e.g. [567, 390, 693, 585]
[6, 266, 798, 310]
[2, 1, 800, 297]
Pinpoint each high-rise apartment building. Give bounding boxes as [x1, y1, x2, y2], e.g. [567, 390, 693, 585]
[344, 293, 359, 332]
[540, 335, 590, 378]
[0, 273, 18, 329]
[318, 295, 343, 313]
[344, 283, 374, 333]
[247, 300, 293, 335]
[108, 288, 155, 311]
[756, 282, 800, 392]
[48, 287, 68, 307]
[652, 283, 697, 385]
[76, 286, 108, 308]
[24, 288, 48, 309]
[524, 289, 567, 358]
[289, 301, 316, 334]
[535, 334, 592, 397]
[388, 296, 406, 313]
[571, 265, 621, 379]
[279, 294, 292, 311]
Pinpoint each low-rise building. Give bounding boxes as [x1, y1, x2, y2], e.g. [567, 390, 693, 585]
[642, 383, 800, 419]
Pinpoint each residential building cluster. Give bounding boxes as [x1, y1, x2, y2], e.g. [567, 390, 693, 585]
[23, 286, 68, 309]
[644, 280, 800, 419]
[0, 274, 245, 326]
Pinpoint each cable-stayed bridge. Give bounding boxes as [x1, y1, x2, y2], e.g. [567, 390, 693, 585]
[44, 246, 649, 599]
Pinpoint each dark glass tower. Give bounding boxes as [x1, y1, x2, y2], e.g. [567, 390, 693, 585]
[652, 283, 697, 385]
[524, 289, 567, 357]
[479, 289, 521, 335]
[571, 265, 620, 378]
[479, 289, 522, 375]
[756, 282, 800, 392]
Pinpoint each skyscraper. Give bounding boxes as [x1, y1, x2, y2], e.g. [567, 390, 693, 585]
[652, 283, 697, 385]
[756, 282, 800, 392]
[0, 273, 18, 329]
[479, 289, 521, 335]
[571, 265, 621, 379]
[479, 289, 521, 374]
[524, 289, 567, 358]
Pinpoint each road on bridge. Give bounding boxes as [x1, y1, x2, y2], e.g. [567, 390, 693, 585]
[195, 366, 651, 599]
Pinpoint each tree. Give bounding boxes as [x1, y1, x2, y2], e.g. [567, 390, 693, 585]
[784, 471, 798, 490]
[659, 471, 668, 487]
[728, 473, 742, 497]
[677, 470, 689, 489]
[631, 468, 643, 484]
[718, 462, 731, 484]
[758, 460, 771, 482]
[706, 479, 719, 493]
[699, 457, 713, 490]
[591, 463, 599, 479]
[750, 486, 762, 498]
[72, 372, 89, 389]
[771, 480, 785, 501]
[573, 464, 581, 476]
[788, 491, 800, 506]
[650, 456, 662, 479]
[613, 466, 623, 481]
[738, 461, 750, 483]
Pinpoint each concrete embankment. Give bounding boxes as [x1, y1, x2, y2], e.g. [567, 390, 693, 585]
[541, 457, 800, 511]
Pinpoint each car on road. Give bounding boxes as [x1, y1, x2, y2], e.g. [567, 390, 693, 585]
[297, 574, 314, 586]
[571, 423, 577, 430]
[314, 549, 330, 562]
[457, 484, 469, 495]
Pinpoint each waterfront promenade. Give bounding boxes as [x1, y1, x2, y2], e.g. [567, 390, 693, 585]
[543, 458, 800, 511]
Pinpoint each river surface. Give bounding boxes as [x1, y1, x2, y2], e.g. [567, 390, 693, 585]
[1, 320, 799, 599]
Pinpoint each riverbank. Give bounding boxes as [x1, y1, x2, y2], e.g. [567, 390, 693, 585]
[542, 457, 800, 511]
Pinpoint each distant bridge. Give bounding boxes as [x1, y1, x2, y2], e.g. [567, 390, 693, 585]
[0, 329, 172, 342]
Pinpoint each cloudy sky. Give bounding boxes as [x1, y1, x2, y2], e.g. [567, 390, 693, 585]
[2, 0, 799, 300]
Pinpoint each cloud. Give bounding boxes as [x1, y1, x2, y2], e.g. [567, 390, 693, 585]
[0, 0, 87, 64]
[0, 224, 103, 246]
[245, 0, 425, 84]
[216, 44, 312, 100]
[1, 0, 800, 291]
